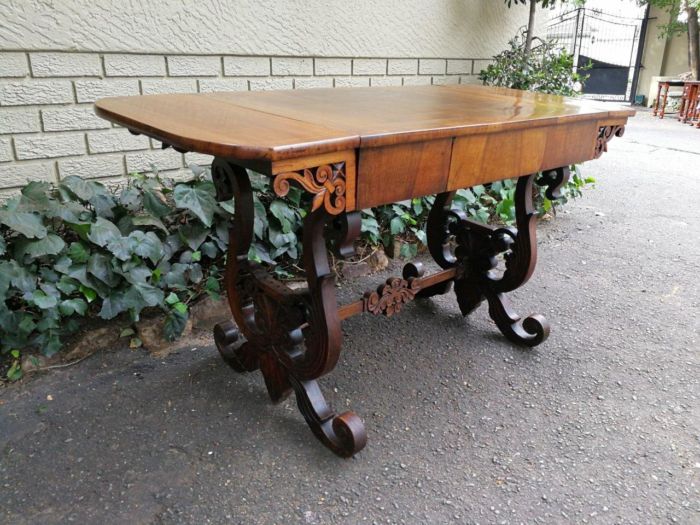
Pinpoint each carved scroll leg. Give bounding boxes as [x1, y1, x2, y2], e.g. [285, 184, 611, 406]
[445, 170, 571, 347]
[333, 211, 362, 259]
[481, 173, 549, 347]
[213, 320, 260, 373]
[283, 208, 367, 457]
[211, 159, 263, 372]
[482, 169, 572, 346]
[287, 375, 367, 457]
[482, 289, 550, 347]
[416, 191, 459, 298]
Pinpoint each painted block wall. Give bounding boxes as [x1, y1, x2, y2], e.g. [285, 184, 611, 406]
[0, 0, 539, 193]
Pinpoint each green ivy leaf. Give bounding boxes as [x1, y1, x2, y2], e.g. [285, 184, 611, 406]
[413, 228, 428, 245]
[121, 264, 151, 286]
[456, 188, 477, 204]
[60, 176, 98, 201]
[172, 302, 188, 314]
[200, 241, 218, 259]
[131, 282, 164, 307]
[268, 226, 296, 249]
[87, 253, 120, 287]
[98, 293, 126, 319]
[106, 237, 131, 261]
[178, 222, 209, 251]
[219, 199, 235, 215]
[269, 200, 297, 233]
[0, 274, 9, 301]
[3, 260, 36, 293]
[7, 360, 23, 381]
[189, 263, 203, 284]
[127, 231, 163, 264]
[18, 315, 36, 336]
[0, 210, 47, 239]
[205, 276, 220, 294]
[21, 233, 66, 259]
[390, 217, 405, 235]
[36, 330, 62, 357]
[80, 285, 97, 303]
[143, 190, 172, 218]
[19, 181, 51, 212]
[162, 263, 188, 288]
[173, 184, 217, 227]
[131, 214, 168, 234]
[56, 276, 79, 295]
[67, 242, 90, 263]
[163, 310, 188, 342]
[59, 299, 88, 316]
[88, 217, 122, 247]
[48, 200, 89, 224]
[119, 187, 142, 210]
[249, 243, 274, 265]
[0, 237, 6, 257]
[32, 290, 58, 309]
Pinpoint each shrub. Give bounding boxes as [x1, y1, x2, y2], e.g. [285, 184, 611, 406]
[478, 30, 589, 96]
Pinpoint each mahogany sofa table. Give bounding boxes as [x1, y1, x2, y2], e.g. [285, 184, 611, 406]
[95, 85, 634, 457]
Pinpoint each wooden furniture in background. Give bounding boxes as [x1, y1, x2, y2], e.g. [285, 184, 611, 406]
[95, 85, 634, 457]
[653, 79, 684, 119]
[679, 81, 700, 123]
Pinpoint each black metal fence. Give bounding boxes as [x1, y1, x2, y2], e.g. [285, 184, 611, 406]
[547, 8, 646, 101]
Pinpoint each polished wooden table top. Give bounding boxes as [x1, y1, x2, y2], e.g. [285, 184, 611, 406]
[95, 85, 634, 161]
[96, 85, 633, 211]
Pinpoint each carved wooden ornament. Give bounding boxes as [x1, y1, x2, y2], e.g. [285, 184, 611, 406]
[595, 125, 625, 159]
[273, 162, 347, 215]
[364, 277, 421, 317]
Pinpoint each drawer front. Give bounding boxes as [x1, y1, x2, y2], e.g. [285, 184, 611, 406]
[447, 121, 598, 190]
[356, 139, 452, 209]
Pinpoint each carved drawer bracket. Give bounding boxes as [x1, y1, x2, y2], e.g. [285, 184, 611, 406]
[595, 125, 625, 158]
[273, 162, 347, 215]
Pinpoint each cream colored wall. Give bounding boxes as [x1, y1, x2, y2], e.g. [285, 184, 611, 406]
[661, 33, 689, 76]
[637, 5, 691, 105]
[0, 0, 543, 192]
[0, 0, 536, 59]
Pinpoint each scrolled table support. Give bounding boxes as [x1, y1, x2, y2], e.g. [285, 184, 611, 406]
[419, 167, 571, 347]
[210, 158, 366, 457]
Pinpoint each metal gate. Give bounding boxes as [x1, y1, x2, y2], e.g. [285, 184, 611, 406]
[547, 8, 646, 101]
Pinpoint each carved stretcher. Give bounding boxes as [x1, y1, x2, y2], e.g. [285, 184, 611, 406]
[96, 85, 633, 457]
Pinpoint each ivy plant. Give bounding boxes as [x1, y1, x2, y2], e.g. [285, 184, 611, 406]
[1, 158, 590, 381]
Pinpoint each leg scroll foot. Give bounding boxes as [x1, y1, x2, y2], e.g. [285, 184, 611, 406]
[214, 321, 261, 373]
[484, 290, 550, 347]
[289, 375, 367, 457]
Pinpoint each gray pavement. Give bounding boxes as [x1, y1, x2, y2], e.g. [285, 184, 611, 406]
[1, 109, 699, 525]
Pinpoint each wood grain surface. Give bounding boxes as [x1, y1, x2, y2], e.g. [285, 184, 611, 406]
[95, 84, 634, 210]
[95, 85, 633, 160]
